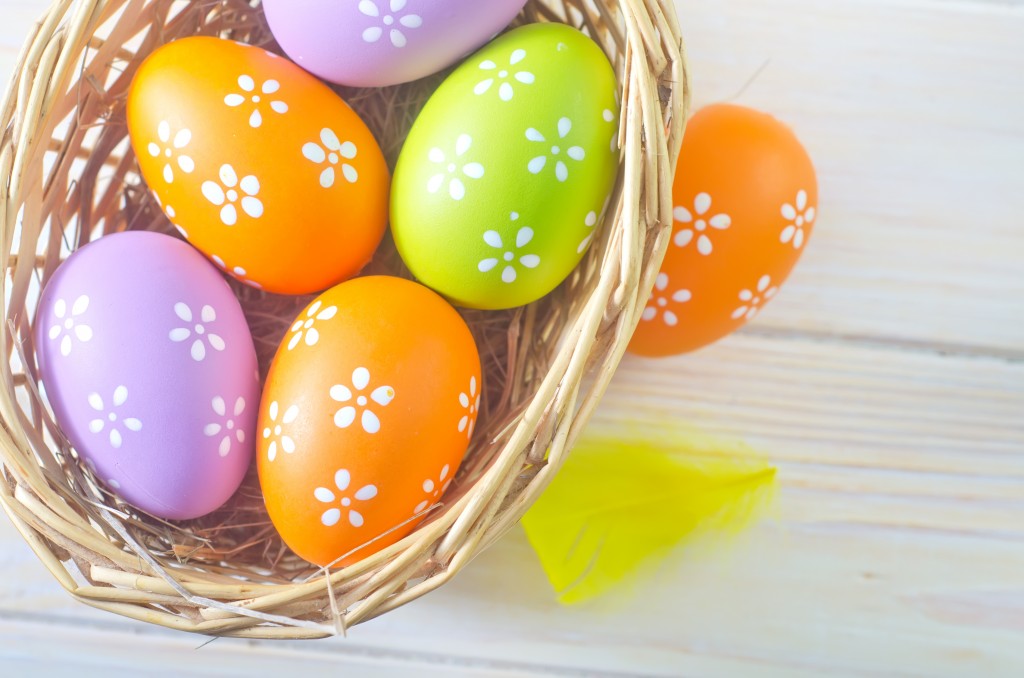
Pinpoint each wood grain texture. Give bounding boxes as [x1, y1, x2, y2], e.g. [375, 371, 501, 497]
[1, 0, 1022, 675]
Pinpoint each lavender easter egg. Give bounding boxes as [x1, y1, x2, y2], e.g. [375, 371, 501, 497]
[35, 232, 259, 520]
[262, 0, 528, 87]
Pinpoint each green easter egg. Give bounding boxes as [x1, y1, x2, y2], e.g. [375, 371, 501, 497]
[392, 23, 620, 310]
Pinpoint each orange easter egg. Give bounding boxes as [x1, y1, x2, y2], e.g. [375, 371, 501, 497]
[127, 37, 390, 295]
[257, 276, 482, 567]
[629, 104, 818, 357]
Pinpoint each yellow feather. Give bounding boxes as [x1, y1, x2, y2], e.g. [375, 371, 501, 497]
[521, 429, 777, 604]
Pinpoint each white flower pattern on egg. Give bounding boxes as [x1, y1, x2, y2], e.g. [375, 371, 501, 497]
[169, 302, 226, 362]
[478, 213, 540, 284]
[331, 368, 395, 435]
[303, 129, 359, 188]
[316, 468, 378, 528]
[780, 189, 816, 249]
[151, 190, 177, 222]
[605, 108, 619, 153]
[147, 121, 194, 184]
[87, 386, 142, 450]
[202, 164, 263, 227]
[48, 295, 93, 358]
[427, 134, 484, 201]
[458, 376, 480, 439]
[224, 75, 288, 128]
[732, 275, 778, 321]
[288, 300, 338, 350]
[359, 0, 422, 48]
[475, 49, 535, 101]
[642, 273, 691, 327]
[526, 117, 586, 182]
[577, 210, 600, 254]
[263, 401, 299, 462]
[210, 254, 263, 290]
[414, 464, 452, 515]
[204, 396, 246, 457]
[674, 193, 731, 256]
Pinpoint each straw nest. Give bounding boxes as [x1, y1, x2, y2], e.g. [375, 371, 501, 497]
[0, 0, 688, 638]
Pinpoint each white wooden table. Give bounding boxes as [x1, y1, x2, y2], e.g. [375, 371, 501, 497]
[2, 0, 1023, 675]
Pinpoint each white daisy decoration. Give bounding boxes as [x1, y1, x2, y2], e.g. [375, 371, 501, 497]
[331, 367, 395, 435]
[577, 210, 600, 254]
[642, 273, 691, 327]
[427, 134, 485, 201]
[477, 213, 540, 284]
[147, 121, 194, 184]
[201, 164, 264, 226]
[458, 376, 480, 439]
[413, 464, 452, 515]
[475, 49, 535, 101]
[780, 189, 816, 249]
[316, 469, 378, 528]
[224, 75, 288, 128]
[48, 295, 93, 358]
[204, 396, 246, 458]
[605, 107, 619, 152]
[526, 117, 585, 182]
[263, 401, 300, 462]
[674, 193, 731, 256]
[210, 254, 263, 290]
[359, 0, 422, 48]
[169, 302, 225, 362]
[288, 300, 338, 350]
[302, 128, 359, 188]
[732, 275, 779, 321]
[151, 190, 177, 222]
[87, 386, 142, 450]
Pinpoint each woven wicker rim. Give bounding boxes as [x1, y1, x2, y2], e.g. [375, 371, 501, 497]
[0, 0, 688, 638]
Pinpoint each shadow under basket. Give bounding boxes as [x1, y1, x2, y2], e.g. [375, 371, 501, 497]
[0, 0, 688, 638]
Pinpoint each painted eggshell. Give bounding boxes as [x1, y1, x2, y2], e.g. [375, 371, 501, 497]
[263, 0, 528, 88]
[127, 37, 390, 295]
[257, 276, 481, 567]
[34, 232, 260, 520]
[629, 104, 818, 357]
[391, 23, 620, 311]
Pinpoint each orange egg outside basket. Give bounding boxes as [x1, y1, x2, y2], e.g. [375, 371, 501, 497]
[629, 104, 818, 357]
[0, 0, 688, 637]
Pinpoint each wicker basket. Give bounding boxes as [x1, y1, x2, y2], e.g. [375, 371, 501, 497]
[0, 0, 688, 638]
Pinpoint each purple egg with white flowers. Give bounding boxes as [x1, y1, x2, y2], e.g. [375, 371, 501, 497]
[34, 232, 259, 520]
[262, 0, 529, 88]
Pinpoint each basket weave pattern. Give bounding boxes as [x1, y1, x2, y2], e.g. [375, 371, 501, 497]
[0, 0, 688, 637]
